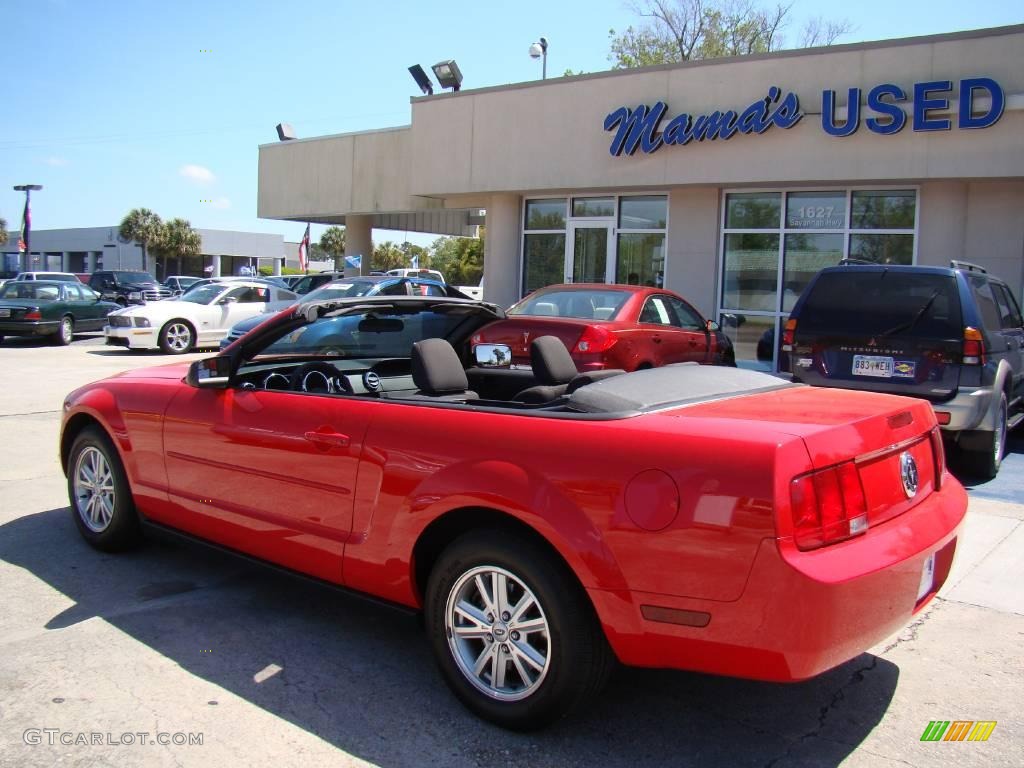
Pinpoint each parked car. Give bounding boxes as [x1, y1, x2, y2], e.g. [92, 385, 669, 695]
[89, 270, 172, 306]
[104, 280, 297, 354]
[0, 280, 120, 345]
[385, 267, 446, 283]
[14, 271, 81, 283]
[61, 294, 966, 729]
[218, 275, 470, 349]
[279, 275, 305, 289]
[289, 271, 347, 295]
[162, 275, 203, 296]
[784, 261, 1024, 478]
[471, 283, 733, 371]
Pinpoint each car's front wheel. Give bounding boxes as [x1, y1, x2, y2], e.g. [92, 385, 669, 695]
[159, 320, 195, 354]
[425, 531, 612, 730]
[67, 426, 142, 551]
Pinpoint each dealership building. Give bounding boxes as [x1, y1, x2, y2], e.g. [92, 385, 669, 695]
[257, 25, 1024, 371]
[2, 227, 287, 279]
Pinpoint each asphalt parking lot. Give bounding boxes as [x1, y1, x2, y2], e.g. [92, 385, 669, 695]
[0, 333, 1021, 768]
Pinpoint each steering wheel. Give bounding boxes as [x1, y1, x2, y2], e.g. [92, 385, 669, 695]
[288, 362, 353, 395]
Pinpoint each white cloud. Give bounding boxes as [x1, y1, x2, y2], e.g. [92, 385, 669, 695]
[44, 156, 68, 167]
[179, 164, 216, 185]
[210, 197, 231, 210]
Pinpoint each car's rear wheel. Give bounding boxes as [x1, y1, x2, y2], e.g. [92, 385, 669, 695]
[159, 320, 194, 354]
[54, 316, 74, 346]
[963, 392, 1007, 480]
[425, 531, 612, 730]
[67, 427, 142, 551]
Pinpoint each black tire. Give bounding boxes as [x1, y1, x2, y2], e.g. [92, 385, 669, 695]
[425, 530, 613, 731]
[54, 316, 74, 346]
[67, 426, 142, 552]
[962, 392, 1008, 480]
[159, 319, 195, 354]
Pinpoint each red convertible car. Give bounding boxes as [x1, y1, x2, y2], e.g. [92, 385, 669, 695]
[471, 283, 734, 371]
[60, 295, 966, 730]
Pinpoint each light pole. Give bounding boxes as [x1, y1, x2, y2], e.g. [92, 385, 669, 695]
[529, 37, 548, 80]
[13, 184, 42, 270]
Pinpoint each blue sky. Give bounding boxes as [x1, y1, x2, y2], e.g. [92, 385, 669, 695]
[1, 0, 1021, 247]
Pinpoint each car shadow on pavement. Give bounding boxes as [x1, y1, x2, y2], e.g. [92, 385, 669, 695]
[0, 508, 899, 768]
[949, 430, 1024, 502]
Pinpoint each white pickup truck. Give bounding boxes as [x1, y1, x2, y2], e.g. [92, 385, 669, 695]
[455, 278, 483, 300]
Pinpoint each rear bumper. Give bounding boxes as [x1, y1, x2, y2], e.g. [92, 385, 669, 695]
[589, 477, 967, 681]
[933, 385, 992, 432]
[0, 320, 59, 336]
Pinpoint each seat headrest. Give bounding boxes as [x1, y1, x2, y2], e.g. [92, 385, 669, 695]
[411, 338, 470, 394]
[530, 335, 578, 385]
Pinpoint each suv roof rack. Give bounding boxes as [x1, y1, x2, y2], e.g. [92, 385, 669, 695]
[950, 260, 987, 274]
[837, 258, 875, 266]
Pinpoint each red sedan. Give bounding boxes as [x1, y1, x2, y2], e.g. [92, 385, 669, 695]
[60, 295, 965, 730]
[471, 283, 734, 371]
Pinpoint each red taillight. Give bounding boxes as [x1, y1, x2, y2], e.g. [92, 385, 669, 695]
[781, 318, 797, 351]
[962, 326, 985, 365]
[573, 325, 616, 355]
[929, 427, 946, 490]
[789, 461, 868, 551]
[24, 309, 42, 320]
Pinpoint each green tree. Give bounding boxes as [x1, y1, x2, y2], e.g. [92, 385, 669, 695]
[608, 0, 851, 67]
[154, 218, 202, 276]
[318, 226, 346, 271]
[119, 208, 164, 274]
[0, 217, 7, 247]
[400, 241, 430, 268]
[372, 241, 409, 272]
[429, 227, 484, 285]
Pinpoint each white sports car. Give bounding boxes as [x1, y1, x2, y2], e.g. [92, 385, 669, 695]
[104, 280, 298, 354]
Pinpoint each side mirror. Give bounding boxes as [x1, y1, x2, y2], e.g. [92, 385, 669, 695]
[186, 356, 233, 389]
[474, 343, 512, 368]
[706, 320, 720, 332]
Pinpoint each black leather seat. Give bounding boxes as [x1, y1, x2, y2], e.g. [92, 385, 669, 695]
[410, 338, 479, 401]
[513, 335, 626, 403]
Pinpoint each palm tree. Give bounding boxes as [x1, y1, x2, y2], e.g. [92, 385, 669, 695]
[119, 209, 163, 275]
[319, 226, 346, 271]
[157, 218, 202, 277]
[372, 241, 408, 272]
[0, 217, 8, 247]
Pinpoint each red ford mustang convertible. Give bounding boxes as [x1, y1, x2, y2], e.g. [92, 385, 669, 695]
[60, 296, 966, 730]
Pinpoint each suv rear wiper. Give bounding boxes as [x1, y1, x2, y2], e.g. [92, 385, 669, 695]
[878, 290, 939, 337]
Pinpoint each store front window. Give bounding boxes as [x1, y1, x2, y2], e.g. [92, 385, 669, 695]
[522, 195, 668, 296]
[719, 188, 917, 371]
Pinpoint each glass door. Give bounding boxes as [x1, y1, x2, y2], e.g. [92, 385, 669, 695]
[566, 222, 615, 284]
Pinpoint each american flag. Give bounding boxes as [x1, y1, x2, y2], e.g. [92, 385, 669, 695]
[297, 223, 310, 272]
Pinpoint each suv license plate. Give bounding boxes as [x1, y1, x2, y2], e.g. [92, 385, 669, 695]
[853, 355, 894, 378]
[917, 553, 936, 601]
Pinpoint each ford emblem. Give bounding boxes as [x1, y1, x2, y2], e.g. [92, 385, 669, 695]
[899, 452, 919, 498]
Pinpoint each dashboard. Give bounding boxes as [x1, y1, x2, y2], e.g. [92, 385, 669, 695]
[236, 358, 416, 397]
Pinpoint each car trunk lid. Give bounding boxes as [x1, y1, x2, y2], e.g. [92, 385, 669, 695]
[473, 318, 600, 364]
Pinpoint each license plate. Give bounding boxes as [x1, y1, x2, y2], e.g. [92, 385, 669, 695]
[917, 553, 936, 601]
[0, 308, 9, 318]
[853, 355, 894, 378]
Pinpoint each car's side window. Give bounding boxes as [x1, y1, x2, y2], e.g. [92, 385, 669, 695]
[226, 286, 270, 303]
[66, 284, 84, 301]
[668, 297, 705, 330]
[992, 284, 1023, 330]
[640, 296, 674, 326]
[969, 277, 1002, 332]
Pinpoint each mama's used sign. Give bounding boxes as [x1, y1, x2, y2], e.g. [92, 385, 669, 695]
[604, 78, 1004, 156]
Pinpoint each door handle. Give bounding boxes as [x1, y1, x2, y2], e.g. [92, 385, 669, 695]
[304, 430, 350, 449]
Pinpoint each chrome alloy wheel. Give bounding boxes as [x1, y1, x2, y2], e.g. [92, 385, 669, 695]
[60, 317, 74, 344]
[73, 446, 116, 532]
[445, 565, 551, 702]
[164, 322, 192, 352]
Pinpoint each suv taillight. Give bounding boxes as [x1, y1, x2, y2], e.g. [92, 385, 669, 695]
[962, 326, 985, 365]
[573, 325, 617, 355]
[781, 318, 797, 351]
[789, 461, 868, 551]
